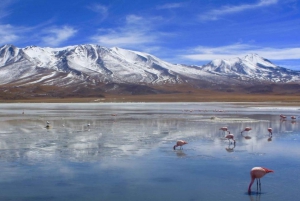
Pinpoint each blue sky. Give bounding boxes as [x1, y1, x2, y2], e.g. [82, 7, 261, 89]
[1, 0, 300, 70]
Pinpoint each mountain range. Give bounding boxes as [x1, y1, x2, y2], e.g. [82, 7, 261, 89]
[0, 44, 300, 99]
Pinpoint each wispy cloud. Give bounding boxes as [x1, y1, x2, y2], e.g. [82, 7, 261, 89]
[199, 0, 278, 21]
[0, 24, 19, 44]
[0, 22, 36, 45]
[91, 14, 164, 48]
[0, 0, 16, 20]
[87, 3, 108, 21]
[41, 26, 77, 47]
[181, 43, 300, 61]
[156, 3, 183, 10]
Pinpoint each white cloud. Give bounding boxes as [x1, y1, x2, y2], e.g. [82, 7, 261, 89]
[156, 3, 183, 10]
[199, 0, 278, 21]
[126, 14, 143, 24]
[0, 0, 15, 20]
[0, 24, 19, 44]
[91, 15, 161, 48]
[181, 43, 300, 61]
[41, 26, 77, 47]
[87, 3, 108, 21]
[92, 32, 155, 47]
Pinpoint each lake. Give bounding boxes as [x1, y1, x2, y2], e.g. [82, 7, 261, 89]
[0, 102, 299, 201]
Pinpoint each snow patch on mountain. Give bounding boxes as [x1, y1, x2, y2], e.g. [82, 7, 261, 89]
[0, 44, 299, 87]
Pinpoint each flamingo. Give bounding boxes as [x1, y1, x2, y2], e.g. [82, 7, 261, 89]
[248, 167, 274, 194]
[219, 127, 228, 135]
[173, 140, 188, 150]
[280, 114, 286, 120]
[225, 131, 235, 144]
[291, 116, 296, 120]
[267, 128, 272, 135]
[241, 127, 252, 134]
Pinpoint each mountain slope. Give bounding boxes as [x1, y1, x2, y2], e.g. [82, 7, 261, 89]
[201, 54, 300, 82]
[0, 44, 300, 94]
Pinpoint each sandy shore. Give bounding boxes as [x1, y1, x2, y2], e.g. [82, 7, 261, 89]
[1, 93, 299, 106]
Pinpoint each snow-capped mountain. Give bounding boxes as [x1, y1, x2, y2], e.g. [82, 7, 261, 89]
[201, 54, 300, 82]
[0, 44, 299, 90]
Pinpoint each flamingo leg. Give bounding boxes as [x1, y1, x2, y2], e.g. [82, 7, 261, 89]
[256, 179, 259, 192]
[259, 179, 261, 192]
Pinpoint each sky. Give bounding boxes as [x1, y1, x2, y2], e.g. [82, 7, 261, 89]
[0, 0, 300, 70]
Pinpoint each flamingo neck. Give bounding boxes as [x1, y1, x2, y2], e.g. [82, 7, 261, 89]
[248, 178, 255, 193]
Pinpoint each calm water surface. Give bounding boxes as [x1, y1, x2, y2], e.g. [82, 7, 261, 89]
[0, 103, 299, 201]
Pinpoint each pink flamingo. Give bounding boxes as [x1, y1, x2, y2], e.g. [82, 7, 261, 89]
[225, 131, 235, 144]
[219, 127, 228, 132]
[280, 114, 286, 120]
[248, 167, 274, 194]
[241, 127, 252, 135]
[219, 127, 228, 135]
[173, 140, 188, 150]
[267, 128, 272, 135]
[291, 116, 296, 120]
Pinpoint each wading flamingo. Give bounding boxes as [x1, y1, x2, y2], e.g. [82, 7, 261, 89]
[241, 127, 252, 134]
[291, 116, 297, 120]
[267, 128, 272, 135]
[280, 114, 286, 121]
[173, 140, 188, 150]
[225, 131, 235, 144]
[248, 167, 274, 194]
[219, 127, 228, 135]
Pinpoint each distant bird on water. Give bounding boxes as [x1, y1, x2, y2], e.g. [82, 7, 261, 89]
[291, 116, 297, 120]
[173, 140, 188, 150]
[219, 127, 228, 135]
[45, 121, 50, 129]
[268, 128, 272, 135]
[225, 131, 235, 144]
[280, 114, 286, 120]
[248, 167, 274, 194]
[241, 127, 252, 134]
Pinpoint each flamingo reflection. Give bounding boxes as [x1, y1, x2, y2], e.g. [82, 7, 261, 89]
[225, 142, 235, 152]
[267, 136, 272, 142]
[248, 193, 261, 201]
[176, 150, 187, 157]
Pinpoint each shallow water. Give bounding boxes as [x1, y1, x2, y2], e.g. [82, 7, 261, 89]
[0, 103, 299, 201]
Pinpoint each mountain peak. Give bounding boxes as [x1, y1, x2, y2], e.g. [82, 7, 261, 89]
[0, 44, 299, 88]
[244, 53, 260, 59]
[243, 53, 276, 68]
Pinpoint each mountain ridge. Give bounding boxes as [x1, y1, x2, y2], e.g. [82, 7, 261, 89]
[0, 44, 300, 99]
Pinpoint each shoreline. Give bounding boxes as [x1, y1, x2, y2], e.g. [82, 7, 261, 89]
[0, 93, 300, 105]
